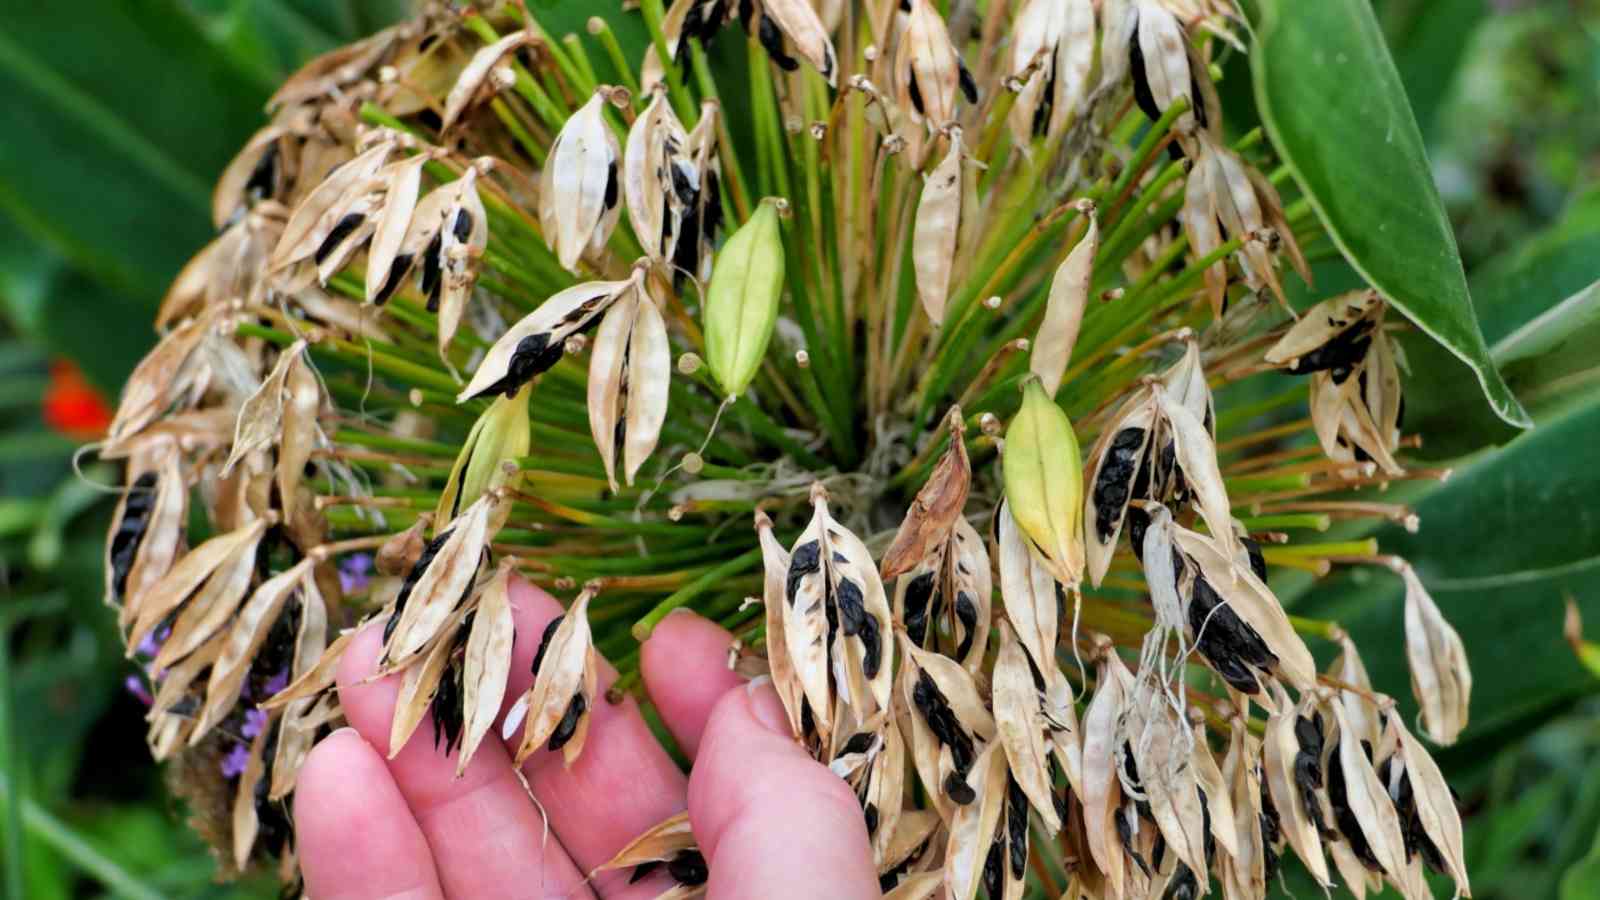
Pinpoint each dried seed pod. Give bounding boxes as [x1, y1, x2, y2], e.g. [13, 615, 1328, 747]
[363, 154, 429, 304]
[382, 493, 500, 666]
[1262, 686, 1333, 887]
[1399, 563, 1471, 745]
[106, 311, 216, 452]
[277, 337, 324, 550]
[1190, 722, 1240, 861]
[1080, 645, 1134, 897]
[944, 741, 1008, 900]
[995, 499, 1061, 681]
[943, 516, 993, 673]
[222, 340, 305, 476]
[1031, 210, 1098, 397]
[260, 629, 354, 712]
[192, 557, 317, 743]
[901, 635, 997, 820]
[1221, 720, 1269, 899]
[1265, 290, 1383, 373]
[436, 382, 531, 527]
[588, 279, 672, 491]
[912, 127, 967, 326]
[457, 276, 637, 401]
[269, 569, 331, 799]
[1155, 382, 1240, 566]
[271, 139, 394, 273]
[1327, 699, 1418, 893]
[505, 584, 598, 766]
[593, 811, 706, 894]
[896, 0, 967, 130]
[429, 168, 490, 356]
[704, 197, 786, 398]
[1119, 682, 1210, 884]
[1084, 393, 1157, 587]
[130, 517, 270, 666]
[641, 0, 731, 92]
[1007, 0, 1096, 144]
[539, 91, 623, 272]
[389, 603, 467, 755]
[213, 124, 290, 228]
[457, 561, 517, 775]
[753, 0, 838, 84]
[269, 24, 403, 108]
[230, 725, 272, 871]
[803, 486, 893, 714]
[377, 517, 430, 577]
[1383, 710, 1471, 897]
[893, 551, 944, 653]
[1127, 1, 1202, 134]
[1174, 523, 1317, 692]
[881, 409, 970, 580]
[1185, 134, 1305, 314]
[441, 30, 538, 131]
[675, 100, 724, 286]
[755, 512, 807, 738]
[1003, 377, 1086, 587]
[878, 808, 941, 886]
[624, 88, 691, 265]
[993, 622, 1061, 833]
[1330, 634, 1381, 752]
[1159, 339, 1215, 436]
[106, 448, 188, 626]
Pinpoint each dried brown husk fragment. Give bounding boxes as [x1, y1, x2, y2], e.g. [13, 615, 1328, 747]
[389, 603, 465, 756]
[506, 585, 598, 767]
[131, 517, 270, 667]
[377, 517, 430, 577]
[261, 629, 355, 711]
[592, 811, 700, 882]
[1155, 382, 1240, 565]
[1221, 720, 1268, 900]
[271, 139, 394, 273]
[757, 0, 838, 85]
[896, 0, 965, 131]
[222, 340, 305, 476]
[881, 410, 970, 581]
[269, 24, 404, 109]
[540, 90, 623, 272]
[364, 154, 430, 303]
[107, 446, 189, 627]
[269, 571, 331, 799]
[995, 499, 1061, 682]
[106, 311, 217, 452]
[624, 88, 691, 265]
[213, 124, 291, 229]
[1400, 563, 1471, 745]
[231, 725, 272, 871]
[457, 561, 517, 775]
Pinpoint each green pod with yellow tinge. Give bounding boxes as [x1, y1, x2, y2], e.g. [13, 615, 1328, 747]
[435, 381, 532, 529]
[1002, 377, 1085, 587]
[704, 197, 785, 399]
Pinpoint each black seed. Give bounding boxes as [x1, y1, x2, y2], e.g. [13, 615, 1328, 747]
[670, 161, 697, 206]
[1128, 20, 1162, 123]
[419, 231, 444, 309]
[1288, 319, 1374, 378]
[835, 732, 876, 758]
[373, 252, 414, 306]
[314, 212, 365, 266]
[902, 570, 937, 646]
[386, 529, 454, 643]
[837, 578, 866, 635]
[907, 70, 925, 117]
[954, 592, 978, 660]
[429, 657, 465, 755]
[914, 671, 975, 775]
[860, 614, 883, 679]
[1117, 805, 1152, 877]
[1293, 712, 1335, 838]
[757, 15, 798, 70]
[531, 615, 564, 676]
[957, 58, 978, 104]
[1188, 575, 1277, 694]
[629, 860, 661, 884]
[603, 162, 619, 210]
[863, 802, 879, 836]
[1006, 776, 1028, 879]
[786, 540, 821, 606]
[1242, 536, 1268, 582]
[945, 769, 976, 805]
[982, 835, 1003, 899]
[244, 141, 280, 205]
[1094, 427, 1147, 541]
[548, 692, 588, 750]
[451, 208, 473, 243]
[1163, 864, 1199, 900]
[110, 473, 160, 606]
[1326, 740, 1382, 871]
[667, 849, 708, 886]
[467, 332, 565, 400]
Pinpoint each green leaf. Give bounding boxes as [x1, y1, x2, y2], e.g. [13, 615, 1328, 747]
[1563, 824, 1600, 900]
[1294, 392, 1600, 748]
[1247, 0, 1530, 429]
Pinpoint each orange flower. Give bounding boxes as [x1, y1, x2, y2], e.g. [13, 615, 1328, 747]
[43, 359, 112, 440]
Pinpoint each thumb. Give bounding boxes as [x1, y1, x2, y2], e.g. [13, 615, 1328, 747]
[687, 679, 880, 900]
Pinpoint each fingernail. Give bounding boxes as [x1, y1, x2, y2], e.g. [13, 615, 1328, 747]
[744, 676, 791, 737]
[663, 606, 699, 620]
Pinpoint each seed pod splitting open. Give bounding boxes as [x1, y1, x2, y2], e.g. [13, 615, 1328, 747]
[704, 197, 785, 399]
[505, 584, 599, 767]
[441, 30, 538, 132]
[539, 90, 622, 272]
[1400, 563, 1471, 745]
[587, 278, 672, 490]
[881, 409, 970, 580]
[1002, 377, 1085, 587]
[458, 275, 637, 401]
[1007, 0, 1095, 145]
[1031, 210, 1098, 397]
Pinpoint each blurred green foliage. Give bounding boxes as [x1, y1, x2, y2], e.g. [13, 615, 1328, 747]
[0, 1, 1598, 898]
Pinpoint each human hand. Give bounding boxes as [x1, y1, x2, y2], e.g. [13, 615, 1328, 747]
[292, 576, 882, 899]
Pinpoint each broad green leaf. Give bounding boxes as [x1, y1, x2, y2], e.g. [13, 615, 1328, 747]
[1378, 0, 1489, 136]
[1563, 825, 1600, 900]
[1294, 392, 1600, 747]
[1247, 0, 1530, 429]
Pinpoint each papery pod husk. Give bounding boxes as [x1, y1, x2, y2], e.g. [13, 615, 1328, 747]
[506, 586, 598, 767]
[389, 602, 466, 756]
[1329, 699, 1422, 896]
[944, 741, 1008, 900]
[805, 486, 893, 713]
[878, 807, 941, 881]
[755, 512, 806, 739]
[784, 496, 837, 747]
[270, 139, 394, 273]
[107, 446, 189, 627]
[363, 154, 430, 303]
[269, 23, 405, 109]
[269, 569, 332, 800]
[912, 127, 967, 326]
[1003, 377, 1086, 587]
[106, 310, 217, 452]
[704, 198, 785, 398]
[1330, 634, 1381, 752]
[1400, 564, 1471, 745]
[278, 343, 324, 554]
[624, 87, 690, 265]
[1189, 721, 1240, 861]
[881, 871, 943, 900]
[149, 628, 226, 730]
[1385, 710, 1471, 897]
[1119, 682, 1209, 884]
[881, 409, 970, 581]
[899, 634, 996, 824]
[376, 24, 467, 117]
[192, 557, 317, 742]
[896, 0, 964, 132]
[588, 278, 672, 491]
[1173, 523, 1318, 692]
[1221, 719, 1268, 900]
[1265, 290, 1384, 369]
[1154, 381, 1239, 563]
[993, 622, 1061, 833]
[1262, 685, 1333, 887]
[1181, 149, 1231, 318]
[441, 30, 538, 131]
[1160, 339, 1215, 434]
[1084, 391, 1156, 588]
[1006, 0, 1096, 145]
[432, 167, 490, 358]
[130, 517, 270, 666]
[539, 91, 622, 272]
[995, 498, 1061, 684]
[1080, 642, 1133, 896]
[942, 515, 993, 673]
[1130, 0, 1201, 134]
[222, 340, 305, 476]
[677, 99, 723, 285]
[457, 275, 636, 401]
[1031, 210, 1098, 397]
[383, 493, 499, 666]
[213, 123, 293, 229]
[457, 560, 518, 775]
[757, 0, 838, 85]
[857, 716, 907, 865]
[592, 810, 698, 875]
[231, 724, 272, 871]
[436, 381, 531, 527]
[261, 629, 355, 712]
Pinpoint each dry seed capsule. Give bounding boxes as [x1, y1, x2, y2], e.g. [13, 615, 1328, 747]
[704, 197, 786, 398]
[1002, 377, 1085, 587]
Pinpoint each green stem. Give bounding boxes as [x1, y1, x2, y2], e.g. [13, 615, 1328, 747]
[631, 548, 764, 640]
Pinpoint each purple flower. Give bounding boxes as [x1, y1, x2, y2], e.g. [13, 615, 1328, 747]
[339, 552, 374, 594]
[242, 708, 269, 739]
[262, 668, 289, 698]
[123, 674, 153, 707]
[134, 624, 170, 659]
[221, 742, 251, 778]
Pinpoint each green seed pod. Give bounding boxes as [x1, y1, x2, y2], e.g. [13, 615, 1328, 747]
[435, 381, 532, 528]
[704, 197, 786, 399]
[1002, 377, 1084, 587]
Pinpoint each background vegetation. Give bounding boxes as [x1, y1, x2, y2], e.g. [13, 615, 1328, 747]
[1, 1, 1597, 897]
